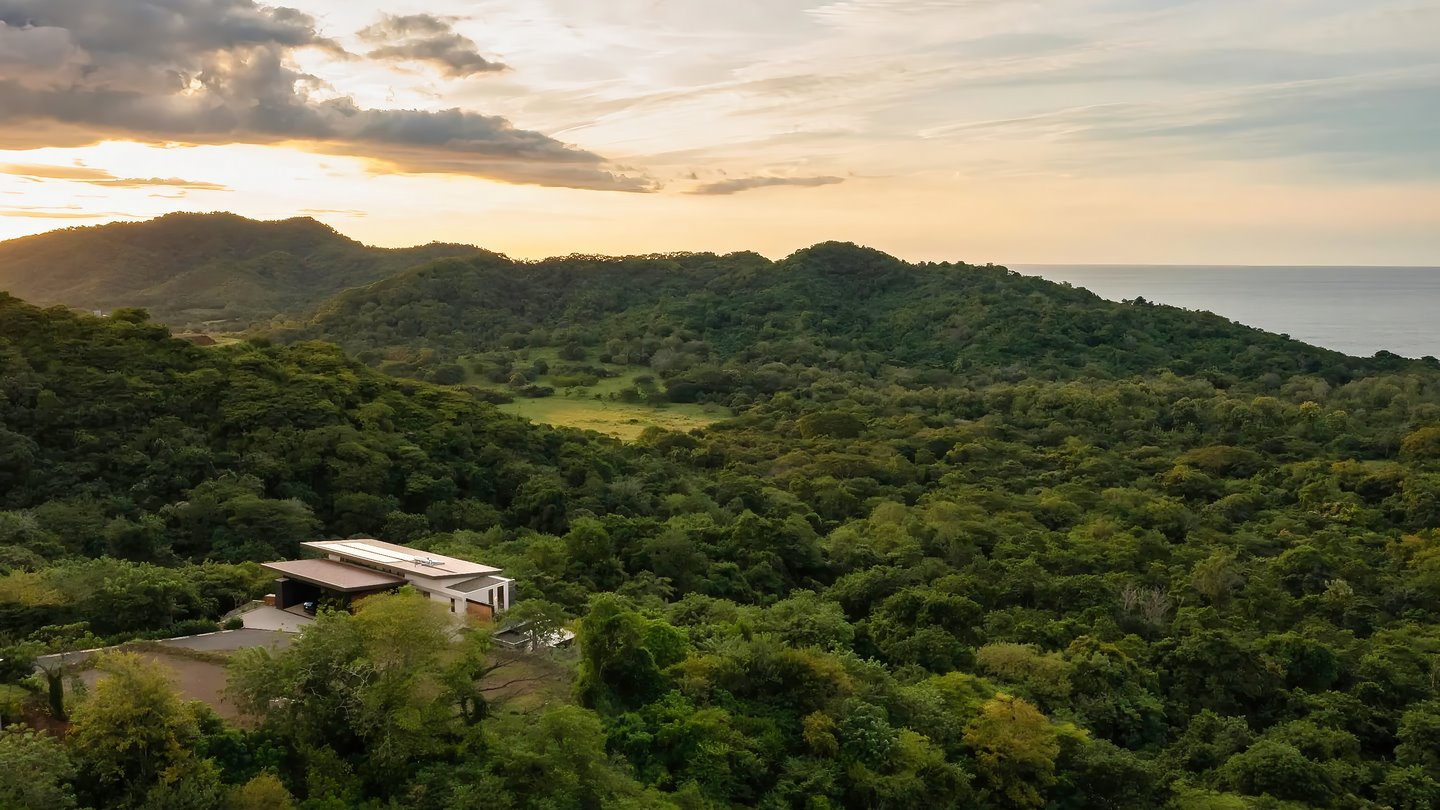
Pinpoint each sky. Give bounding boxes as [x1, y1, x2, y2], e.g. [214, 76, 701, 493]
[1, 0, 1438, 264]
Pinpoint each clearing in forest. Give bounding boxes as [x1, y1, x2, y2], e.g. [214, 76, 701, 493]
[497, 396, 719, 440]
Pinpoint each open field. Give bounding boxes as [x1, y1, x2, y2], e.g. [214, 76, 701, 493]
[497, 396, 720, 440]
[462, 347, 726, 439]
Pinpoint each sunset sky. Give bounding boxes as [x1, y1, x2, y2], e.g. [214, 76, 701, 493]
[1, 0, 1437, 264]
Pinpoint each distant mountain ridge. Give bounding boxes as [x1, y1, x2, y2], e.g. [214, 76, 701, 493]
[280, 241, 1427, 387]
[0, 212, 485, 330]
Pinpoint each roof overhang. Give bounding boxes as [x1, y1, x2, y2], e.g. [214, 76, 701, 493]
[262, 559, 405, 592]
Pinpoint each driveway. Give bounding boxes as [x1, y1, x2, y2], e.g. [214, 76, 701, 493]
[163, 628, 293, 653]
[240, 605, 314, 633]
[35, 628, 294, 671]
[77, 653, 244, 720]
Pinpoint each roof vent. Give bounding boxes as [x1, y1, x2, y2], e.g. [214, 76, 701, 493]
[415, 557, 445, 568]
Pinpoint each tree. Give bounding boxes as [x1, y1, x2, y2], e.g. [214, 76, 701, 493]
[797, 412, 866, 440]
[575, 594, 677, 713]
[1400, 426, 1440, 459]
[103, 515, 171, 564]
[414, 706, 679, 809]
[1396, 700, 1440, 773]
[163, 476, 317, 562]
[502, 599, 570, 652]
[1378, 765, 1440, 810]
[30, 622, 102, 721]
[136, 756, 226, 810]
[67, 652, 207, 809]
[427, 363, 466, 385]
[228, 588, 493, 783]
[0, 726, 77, 810]
[227, 773, 295, 810]
[963, 694, 1062, 810]
[1217, 740, 1332, 804]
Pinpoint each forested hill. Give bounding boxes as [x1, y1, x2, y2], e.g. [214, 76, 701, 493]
[0, 292, 639, 563]
[282, 241, 1426, 386]
[0, 213, 485, 330]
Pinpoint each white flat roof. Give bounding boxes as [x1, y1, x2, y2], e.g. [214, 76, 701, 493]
[303, 539, 502, 578]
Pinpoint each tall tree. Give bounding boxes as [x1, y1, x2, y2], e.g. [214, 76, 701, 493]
[66, 652, 209, 809]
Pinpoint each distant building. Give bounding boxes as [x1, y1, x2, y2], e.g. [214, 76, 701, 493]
[263, 538, 514, 622]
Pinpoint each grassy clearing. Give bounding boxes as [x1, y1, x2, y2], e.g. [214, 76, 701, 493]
[498, 396, 720, 441]
[462, 348, 725, 439]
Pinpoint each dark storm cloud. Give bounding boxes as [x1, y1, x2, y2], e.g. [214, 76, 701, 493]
[0, 0, 652, 191]
[1, 163, 230, 189]
[357, 14, 506, 78]
[690, 175, 845, 195]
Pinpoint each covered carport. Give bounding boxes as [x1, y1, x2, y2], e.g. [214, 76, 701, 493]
[261, 559, 405, 612]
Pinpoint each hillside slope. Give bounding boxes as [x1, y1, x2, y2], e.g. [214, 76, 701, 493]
[0, 292, 644, 558]
[283, 241, 1425, 388]
[0, 213, 485, 330]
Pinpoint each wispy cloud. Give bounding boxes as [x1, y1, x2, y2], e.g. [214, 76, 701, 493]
[300, 207, 368, 217]
[0, 205, 137, 219]
[1, 163, 230, 189]
[689, 175, 845, 195]
[916, 68, 1440, 179]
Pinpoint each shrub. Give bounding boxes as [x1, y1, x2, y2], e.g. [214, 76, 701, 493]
[426, 363, 466, 385]
[1401, 426, 1440, 460]
[138, 619, 220, 640]
[797, 412, 866, 440]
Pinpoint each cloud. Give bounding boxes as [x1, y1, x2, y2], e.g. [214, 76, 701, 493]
[0, 205, 135, 219]
[1, 163, 229, 189]
[358, 14, 506, 78]
[300, 207, 367, 217]
[689, 175, 846, 195]
[0, 0, 652, 191]
[920, 68, 1440, 180]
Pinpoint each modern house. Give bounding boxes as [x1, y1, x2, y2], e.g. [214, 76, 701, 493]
[262, 538, 514, 622]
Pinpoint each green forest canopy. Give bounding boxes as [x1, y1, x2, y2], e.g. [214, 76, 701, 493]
[2, 237, 1440, 808]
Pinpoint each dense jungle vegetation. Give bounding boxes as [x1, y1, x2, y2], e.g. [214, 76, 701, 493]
[3, 238, 1440, 809]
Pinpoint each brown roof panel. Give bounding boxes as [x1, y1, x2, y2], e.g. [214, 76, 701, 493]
[262, 559, 405, 592]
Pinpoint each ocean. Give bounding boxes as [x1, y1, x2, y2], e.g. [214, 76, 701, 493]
[1012, 265, 1440, 360]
